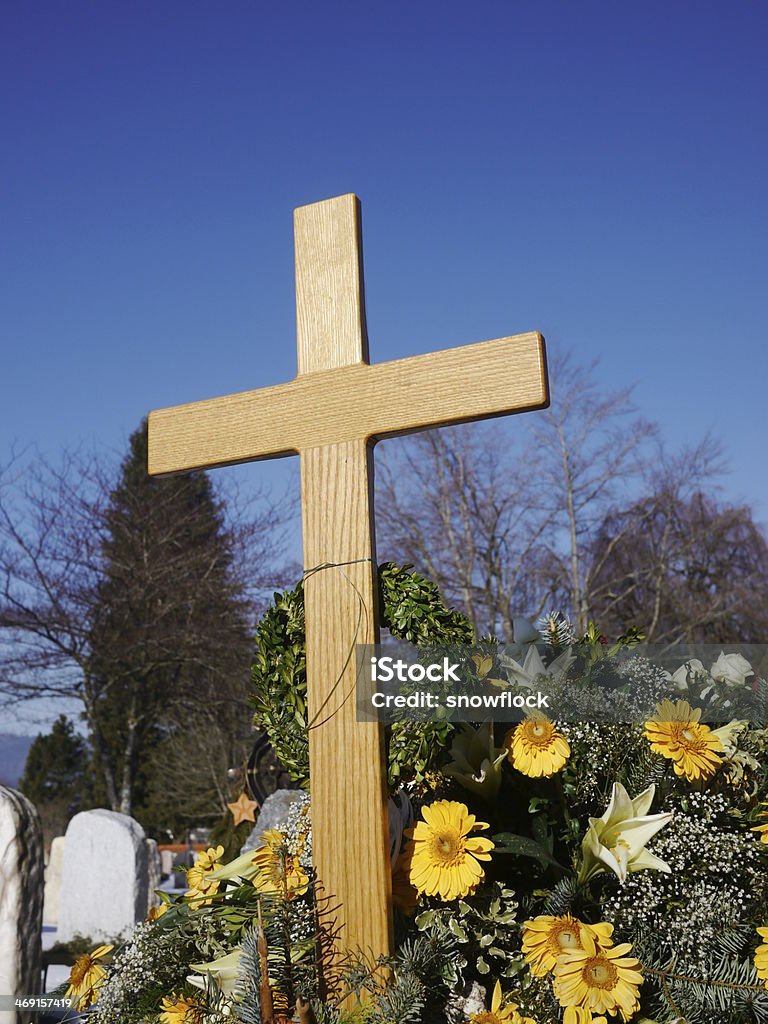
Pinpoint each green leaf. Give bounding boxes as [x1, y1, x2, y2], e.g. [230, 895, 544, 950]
[491, 832, 565, 870]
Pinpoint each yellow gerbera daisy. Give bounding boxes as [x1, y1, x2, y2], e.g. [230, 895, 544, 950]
[186, 844, 225, 905]
[406, 799, 494, 901]
[467, 979, 536, 1023]
[755, 926, 768, 987]
[65, 943, 113, 1010]
[504, 716, 570, 778]
[522, 915, 614, 978]
[751, 804, 768, 844]
[252, 828, 310, 899]
[644, 700, 723, 782]
[147, 899, 169, 922]
[563, 1010, 607, 1024]
[160, 993, 205, 1023]
[553, 931, 643, 1021]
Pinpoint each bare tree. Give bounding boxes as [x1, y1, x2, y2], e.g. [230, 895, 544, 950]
[376, 425, 556, 640]
[376, 349, 657, 636]
[0, 451, 104, 710]
[0, 428, 292, 820]
[589, 440, 768, 644]
[529, 351, 657, 633]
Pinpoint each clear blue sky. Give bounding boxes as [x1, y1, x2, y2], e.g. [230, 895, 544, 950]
[2, 2, 767, 516]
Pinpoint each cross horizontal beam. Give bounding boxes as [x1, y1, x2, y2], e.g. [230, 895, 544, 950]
[148, 331, 547, 475]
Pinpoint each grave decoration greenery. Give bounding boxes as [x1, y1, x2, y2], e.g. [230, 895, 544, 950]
[250, 562, 473, 791]
[64, 566, 768, 1024]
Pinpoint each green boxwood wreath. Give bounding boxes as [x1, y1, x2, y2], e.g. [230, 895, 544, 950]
[250, 561, 475, 789]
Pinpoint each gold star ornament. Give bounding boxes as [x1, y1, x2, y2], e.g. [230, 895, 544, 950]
[227, 791, 258, 826]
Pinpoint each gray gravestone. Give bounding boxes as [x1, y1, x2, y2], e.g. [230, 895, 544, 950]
[57, 809, 148, 943]
[160, 849, 174, 878]
[145, 839, 161, 912]
[43, 835, 66, 926]
[0, 786, 44, 1024]
[240, 789, 305, 854]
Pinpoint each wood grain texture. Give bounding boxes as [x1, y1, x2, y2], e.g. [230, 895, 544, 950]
[148, 331, 548, 475]
[300, 440, 392, 963]
[294, 193, 369, 372]
[295, 195, 391, 970]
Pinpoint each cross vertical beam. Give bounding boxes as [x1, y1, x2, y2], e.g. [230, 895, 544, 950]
[294, 196, 392, 962]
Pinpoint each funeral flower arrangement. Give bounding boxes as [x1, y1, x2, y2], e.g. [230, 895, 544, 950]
[65, 565, 768, 1024]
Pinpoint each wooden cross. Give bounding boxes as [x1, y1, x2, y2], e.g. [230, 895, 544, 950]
[148, 193, 548, 969]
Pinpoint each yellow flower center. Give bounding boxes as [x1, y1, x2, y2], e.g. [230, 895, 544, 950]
[556, 927, 581, 950]
[521, 720, 555, 747]
[584, 956, 618, 989]
[429, 827, 463, 865]
[470, 1013, 499, 1024]
[609, 837, 631, 856]
[670, 721, 709, 751]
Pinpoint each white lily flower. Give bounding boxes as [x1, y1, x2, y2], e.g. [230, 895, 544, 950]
[712, 719, 749, 756]
[495, 617, 544, 668]
[669, 659, 707, 691]
[577, 782, 672, 884]
[444, 721, 507, 801]
[188, 947, 242, 996]
[499, 644, 574, 689]
[711, 652, 753, 689]
[208, 848, 259, 883]
[512, 616, 541, 645]
[711, 720, 759, 791]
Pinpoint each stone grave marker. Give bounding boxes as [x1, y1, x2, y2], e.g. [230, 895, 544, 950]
[146, 838, 161, 912]
[43, 835, 65, 926]
[160, 848, 174, 879]
[57, 809, 149, 943]
[0, 786, 43, 1024]
[240, 789, 305, 854]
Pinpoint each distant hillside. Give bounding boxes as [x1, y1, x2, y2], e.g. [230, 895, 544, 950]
[0, 734, 34, 788]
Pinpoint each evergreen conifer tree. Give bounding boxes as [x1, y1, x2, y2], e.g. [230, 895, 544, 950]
[19, 714, 90, 842]
[86, 420, 253, 829]
[19, 713, 89, 806]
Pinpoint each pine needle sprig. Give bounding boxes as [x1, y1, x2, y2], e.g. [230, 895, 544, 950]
[542, 875, 580, 916]
[622, 743, 669, 795]
[634, 936, 768, 1024]
[537, 610, 575, 649]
